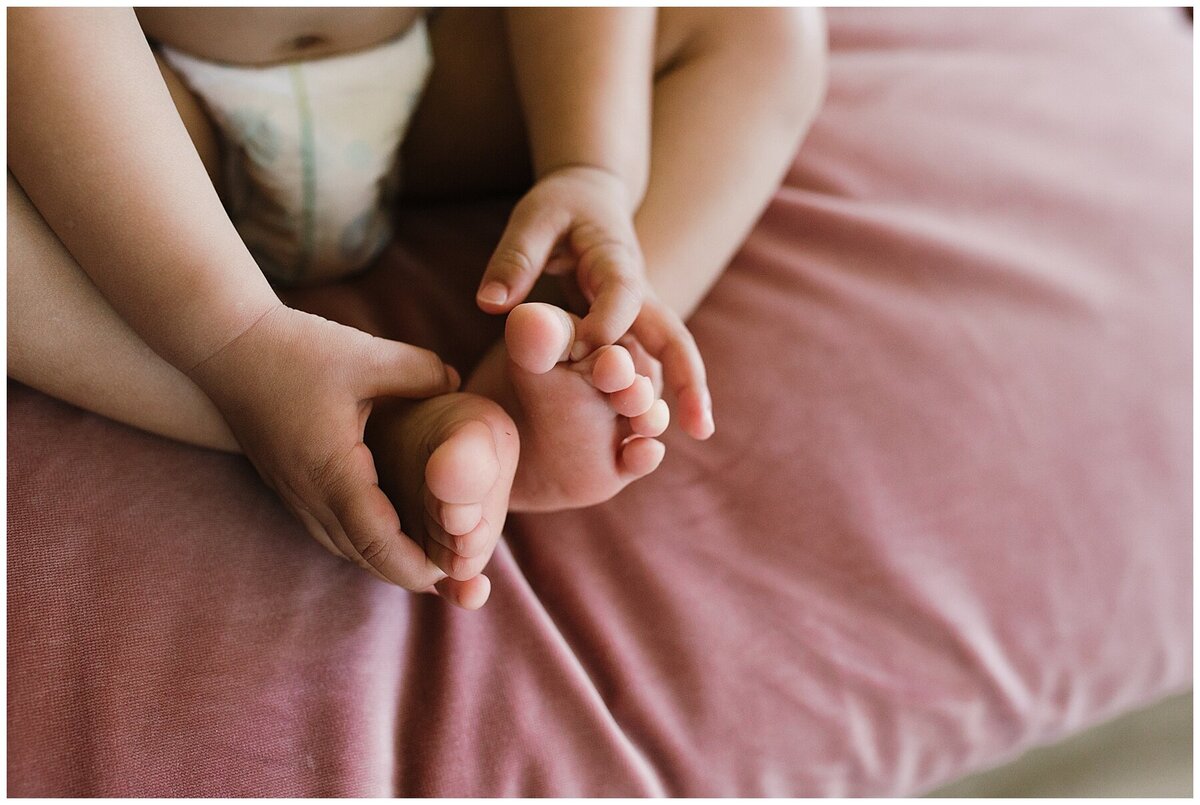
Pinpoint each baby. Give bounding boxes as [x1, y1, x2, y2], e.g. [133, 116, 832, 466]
[8, 8, 827, 608]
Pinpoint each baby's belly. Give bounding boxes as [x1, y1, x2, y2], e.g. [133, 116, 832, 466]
[136, 7, 426, 66]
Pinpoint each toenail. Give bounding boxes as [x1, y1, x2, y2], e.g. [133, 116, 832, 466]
[478, 282, 508, 306]
[570, 340, 589, 361]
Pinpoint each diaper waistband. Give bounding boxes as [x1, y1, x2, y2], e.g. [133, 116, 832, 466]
[159, 19, 431, 94]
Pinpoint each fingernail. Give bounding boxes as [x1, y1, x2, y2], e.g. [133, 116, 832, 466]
[570, 340, 589, 361]
[478, 282, 508, 306]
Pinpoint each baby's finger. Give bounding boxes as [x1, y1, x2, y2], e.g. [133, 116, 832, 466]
[363, 338, 460, 400]
[478, 201, 566, 313]
[289, 490, 397, 587]
[291, 500, 348, 561]
[618, 334, 664, 396]
[544, 244, 575, 276]
[572, 246, 644, 360]
[273, 479, 378, 573]
[320, 442, 445, 590]
[632, 304, 714, 440]
[322, 513, 395, 586]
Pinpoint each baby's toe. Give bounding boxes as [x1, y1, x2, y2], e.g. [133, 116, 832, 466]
[505, 302, 575, 374]
[435, 574, 492, 610]
[590, 345, 637, 393]
[439, 501, 482, 537]
[618, 436, 666, 480]
[427, 539, 492, 581]
[425, 420, 500, 505]
[448, 515, 495, 560]
[422, 508, 496, 580]
[423, 487, 483, 537]
[609, 375, 656, 417]
[629, 399, 670, 437]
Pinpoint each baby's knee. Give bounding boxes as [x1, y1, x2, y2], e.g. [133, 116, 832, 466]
[738, 9, 830, 131]
[658, 8, 829, 131]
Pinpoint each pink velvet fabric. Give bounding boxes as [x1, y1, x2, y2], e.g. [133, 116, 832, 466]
[7, 8, 1191, 796]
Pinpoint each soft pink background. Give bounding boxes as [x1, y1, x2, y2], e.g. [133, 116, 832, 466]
[7, 8, 1191, 796]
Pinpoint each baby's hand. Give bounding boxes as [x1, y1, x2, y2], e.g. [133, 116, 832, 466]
[188, 304, 461, 589]
[478, 166, 641, 359]
[477, 165, 714, 439]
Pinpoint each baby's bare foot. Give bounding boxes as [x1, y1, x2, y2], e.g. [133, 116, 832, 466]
[365, 392, 518, 609]
[467, 302, 669, 512]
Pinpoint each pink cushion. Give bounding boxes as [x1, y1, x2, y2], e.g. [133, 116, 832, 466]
[7, 8, 1190, 796]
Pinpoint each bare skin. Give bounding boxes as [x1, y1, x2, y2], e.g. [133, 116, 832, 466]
[7, 8, 828, 607]
[134, 7, 425, 67]
[139, 6, 676, 515]
[473, 304, 670, 513]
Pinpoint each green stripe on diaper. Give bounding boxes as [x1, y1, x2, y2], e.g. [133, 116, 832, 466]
[288, 64, 316, 281]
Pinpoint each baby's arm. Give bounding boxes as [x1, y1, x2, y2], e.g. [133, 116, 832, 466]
[8, 8, 277, 371]
[9, 9, 460, 591]
[483, 8, 654, 348]
[505, 8, 654, 206]
[513, 7, 826, 323]
[479, 10, 827, 440]
[479, 9, 719, 437]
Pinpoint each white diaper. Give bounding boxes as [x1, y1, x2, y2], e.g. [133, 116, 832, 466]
[160, 21, 433, 285]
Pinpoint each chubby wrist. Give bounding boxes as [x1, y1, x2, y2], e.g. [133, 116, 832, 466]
[181, 298, 287, 387]
[105, 245, 283, 378]
[537, 162, 644, 212]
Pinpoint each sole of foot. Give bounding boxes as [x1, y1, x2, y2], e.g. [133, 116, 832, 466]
[367, 392, 519, 609]
[467, 302, 669, 513]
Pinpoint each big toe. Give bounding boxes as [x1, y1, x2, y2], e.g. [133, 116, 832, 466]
[506, 302, 575, 374]
[426, 419, 501, 505]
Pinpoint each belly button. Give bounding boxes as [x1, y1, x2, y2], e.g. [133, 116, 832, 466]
[288, 33, 328, 51]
